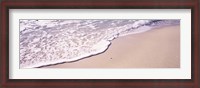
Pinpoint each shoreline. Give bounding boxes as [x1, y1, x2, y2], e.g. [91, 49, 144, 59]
[36, 41, 111, 68]
[23, 40, 111, 68]
[24, 26, 154, 68]
[42, 25, 180, 68]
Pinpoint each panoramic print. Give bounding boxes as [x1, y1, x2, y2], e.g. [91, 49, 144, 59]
[19, 19, 180, 68]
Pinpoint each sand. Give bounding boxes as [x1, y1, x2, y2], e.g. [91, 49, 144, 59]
[43, 25, 180, 68]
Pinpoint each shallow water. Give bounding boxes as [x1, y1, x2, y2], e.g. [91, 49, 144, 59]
[19, 19, 180, 68]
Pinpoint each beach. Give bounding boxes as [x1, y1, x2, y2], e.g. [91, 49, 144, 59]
[43, 25, 180, 68]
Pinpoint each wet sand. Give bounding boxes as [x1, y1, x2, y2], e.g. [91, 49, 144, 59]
[44, 25, 180, 68]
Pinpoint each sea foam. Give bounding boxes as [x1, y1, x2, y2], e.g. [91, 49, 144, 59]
[19, 19, 180, 68]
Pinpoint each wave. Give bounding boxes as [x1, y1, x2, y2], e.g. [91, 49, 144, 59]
[19, 19, 180, 68]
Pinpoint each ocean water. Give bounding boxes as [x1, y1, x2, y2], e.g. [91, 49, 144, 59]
[19, 19, 180, 68]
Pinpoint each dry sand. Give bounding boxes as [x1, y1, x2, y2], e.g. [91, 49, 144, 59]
[43, 25, 180, 68]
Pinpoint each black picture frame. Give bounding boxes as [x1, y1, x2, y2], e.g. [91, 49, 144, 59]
[0, 0, 199, 88]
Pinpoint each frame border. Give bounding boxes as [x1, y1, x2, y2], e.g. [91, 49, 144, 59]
[1, 0, 199, 88]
